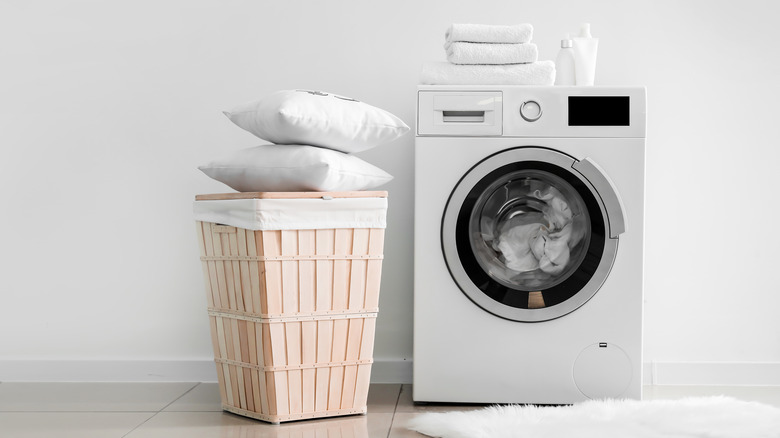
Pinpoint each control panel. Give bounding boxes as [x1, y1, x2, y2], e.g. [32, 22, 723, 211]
[417, 86, 646, 138]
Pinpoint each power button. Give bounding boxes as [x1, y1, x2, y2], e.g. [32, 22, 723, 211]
[520, 100, 542, 122]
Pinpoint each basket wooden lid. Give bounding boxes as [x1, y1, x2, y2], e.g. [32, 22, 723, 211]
[195, 191, 388, 201]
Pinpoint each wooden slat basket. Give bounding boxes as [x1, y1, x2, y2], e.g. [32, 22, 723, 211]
[194, 191, 387, 424]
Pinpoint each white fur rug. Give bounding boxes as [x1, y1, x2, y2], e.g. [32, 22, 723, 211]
[407, 397, 780, 438]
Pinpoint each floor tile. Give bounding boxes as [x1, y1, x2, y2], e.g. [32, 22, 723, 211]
[0, 412, 153, 438]
[163, 383, 222, 412]
[367, 383, 402, 413]
[394, 384, 488, 413]
[644, 385, 780, 407]
[0, 382, 197, 412]
[1, 382, 776, 438]
[124, 411, 394, 438]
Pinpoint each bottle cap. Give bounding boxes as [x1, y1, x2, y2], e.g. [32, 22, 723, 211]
[579, 23, 592, 38]
[561, 33, 572, 48]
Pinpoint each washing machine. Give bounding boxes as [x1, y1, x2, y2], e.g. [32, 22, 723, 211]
[413, 85, 645, 404]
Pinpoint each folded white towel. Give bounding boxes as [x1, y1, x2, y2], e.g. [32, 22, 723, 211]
[445, 23, 533, 44]
[420, 61, 555, 86]
[445, 42, 538, 65]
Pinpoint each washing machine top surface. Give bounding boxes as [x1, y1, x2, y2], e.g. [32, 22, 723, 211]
[417, 85, 646, 139]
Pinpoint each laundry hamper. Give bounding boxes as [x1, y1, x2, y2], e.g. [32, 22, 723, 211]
[193, 191, 387, 423]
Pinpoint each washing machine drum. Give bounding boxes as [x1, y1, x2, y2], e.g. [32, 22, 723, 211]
[442, 147, 625, 322]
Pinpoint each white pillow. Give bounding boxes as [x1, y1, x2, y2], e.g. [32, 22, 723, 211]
[198, 144, 393, 192]
[223, 90, 409, 153]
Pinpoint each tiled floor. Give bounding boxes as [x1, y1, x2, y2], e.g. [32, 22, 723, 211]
[1, 382, 779, 437]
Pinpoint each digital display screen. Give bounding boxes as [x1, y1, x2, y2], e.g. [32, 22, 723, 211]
[568, 96, 630, 126]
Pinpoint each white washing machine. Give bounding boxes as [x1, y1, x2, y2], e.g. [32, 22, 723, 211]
[413, 85, 645, 404]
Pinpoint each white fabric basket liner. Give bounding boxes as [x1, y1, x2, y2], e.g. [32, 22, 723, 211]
[193, 197, 387, 231]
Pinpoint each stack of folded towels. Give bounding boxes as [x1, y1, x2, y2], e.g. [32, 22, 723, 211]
[421, 23, 556, 85]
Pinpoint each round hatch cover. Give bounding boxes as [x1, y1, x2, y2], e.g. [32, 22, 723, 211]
[573, 343, 632, 399]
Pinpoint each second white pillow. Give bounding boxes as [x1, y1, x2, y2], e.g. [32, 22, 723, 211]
[198, 144, 394, 192]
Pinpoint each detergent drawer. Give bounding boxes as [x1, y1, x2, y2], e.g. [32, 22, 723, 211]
[417, 91, 502, 136]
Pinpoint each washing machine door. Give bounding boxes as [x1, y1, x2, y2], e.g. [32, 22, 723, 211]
[442, 147, 625, 322]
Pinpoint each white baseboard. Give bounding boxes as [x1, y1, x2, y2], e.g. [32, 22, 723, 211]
[0, 359, 414, 384]
[371, 358, 413, 384]
[644, 362, 780, 386]
[2, 359, 777, 385]
[0, 360, 219, 382]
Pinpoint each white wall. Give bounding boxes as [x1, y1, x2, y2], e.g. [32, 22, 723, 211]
[1, 0, 779, 384]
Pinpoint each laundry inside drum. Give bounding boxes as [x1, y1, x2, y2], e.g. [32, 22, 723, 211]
[470, 170, 591, 292]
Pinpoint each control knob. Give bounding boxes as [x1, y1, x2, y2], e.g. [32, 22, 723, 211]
[520, 100, 542, 122]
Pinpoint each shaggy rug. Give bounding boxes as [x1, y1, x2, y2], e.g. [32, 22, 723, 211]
[407, 397, 780, 438]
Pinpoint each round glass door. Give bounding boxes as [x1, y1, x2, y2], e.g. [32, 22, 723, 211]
[442, 147, 622, 322]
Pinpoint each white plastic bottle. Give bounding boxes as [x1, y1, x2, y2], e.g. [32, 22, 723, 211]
[572, 23, 599, 86]
[554, 34, 575, 86]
